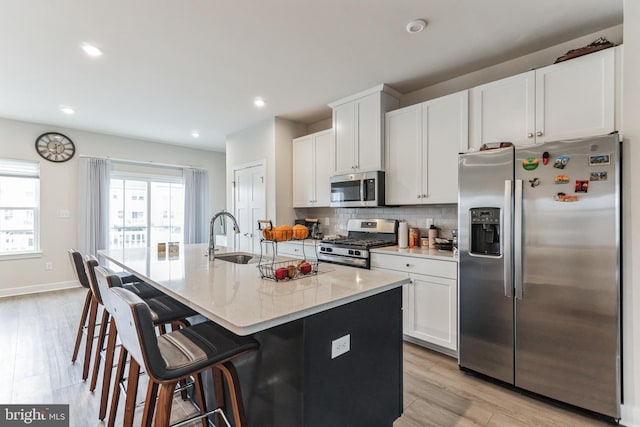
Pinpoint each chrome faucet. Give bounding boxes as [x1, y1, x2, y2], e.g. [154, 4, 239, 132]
[208, 211, 240, 260]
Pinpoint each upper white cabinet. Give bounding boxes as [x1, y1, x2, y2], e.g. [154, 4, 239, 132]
[385, 90, 468, 205]
[329, 84, 400, 174]
[293, 129, 334, 208]
[470, 48, 615, 150]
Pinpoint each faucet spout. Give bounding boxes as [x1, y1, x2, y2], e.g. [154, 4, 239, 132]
[209, 211, 240, 261]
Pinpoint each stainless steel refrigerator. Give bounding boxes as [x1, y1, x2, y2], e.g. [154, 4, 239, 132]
[458, 133, 621, 419]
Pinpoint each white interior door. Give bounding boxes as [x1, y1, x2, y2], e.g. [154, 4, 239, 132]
[233, 163, 266, 254]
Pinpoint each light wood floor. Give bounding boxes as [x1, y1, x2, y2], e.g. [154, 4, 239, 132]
[0, 288, 615, 427]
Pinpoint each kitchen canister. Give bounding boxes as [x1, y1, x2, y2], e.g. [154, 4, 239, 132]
[428, 225, 438, 249]
[398, 221, 409, 248]
[409, 227, 420, 248]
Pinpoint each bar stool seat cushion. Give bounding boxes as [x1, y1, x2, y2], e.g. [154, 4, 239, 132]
[145, 295, 198, 324]
[121, 279, 164, 298]
[156, 321, 258, 377]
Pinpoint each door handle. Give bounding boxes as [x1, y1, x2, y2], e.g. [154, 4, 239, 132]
[503, 180, 513, 298]
[514, 179, 523, 300]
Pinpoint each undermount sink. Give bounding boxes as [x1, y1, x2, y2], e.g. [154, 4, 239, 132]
[215, 252, 255, 264]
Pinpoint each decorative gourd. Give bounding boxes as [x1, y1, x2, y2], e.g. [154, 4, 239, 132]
[273, 225, 293, 242]
[262, 225, 274, 240]
[292, 224, 309, 240]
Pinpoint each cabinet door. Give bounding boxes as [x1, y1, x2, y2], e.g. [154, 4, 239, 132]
[470, 71, 536, 149]
[535, 48, 614, 143]
[314, 130, 334, 206]
[424, 91, 468, 204]
[385, 105, 422, 205]
[356, 93, 383, 171]
[333, 102, 356, 174]
[406, 273, 457, 351]
[292, 136, 315, 207]
[371, 265, 411, 335]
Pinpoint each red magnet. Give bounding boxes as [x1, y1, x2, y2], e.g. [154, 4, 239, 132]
[542, 152, 550, 165]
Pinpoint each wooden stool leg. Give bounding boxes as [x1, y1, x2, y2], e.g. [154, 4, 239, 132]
[90, 309, 109, 391]
[99, 318, 117, 420]
[154, 382, 177, 427]
[108, 346, 128, 427]
[213, 367, 226, 427]
[142, 381, 159, 427]
[193, 373, 208, 427]
[218, 361, 248, 427]
[123, 358, 141, 427]
[71, 290, 91, 362]
[82, 296, 99, 380]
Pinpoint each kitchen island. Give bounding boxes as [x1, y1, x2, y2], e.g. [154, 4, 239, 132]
[100, 243, 409, 427]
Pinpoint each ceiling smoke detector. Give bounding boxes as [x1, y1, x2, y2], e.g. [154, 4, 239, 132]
[406, 19, 427, 34]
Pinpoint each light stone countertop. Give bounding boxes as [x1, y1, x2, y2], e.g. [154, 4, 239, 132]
[99, 243, 409, 336]
[371, 245, 458, 262]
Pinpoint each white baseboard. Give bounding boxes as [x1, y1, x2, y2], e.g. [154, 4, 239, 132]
[0, 281, 80, 298]
[622, 403, 640, 427]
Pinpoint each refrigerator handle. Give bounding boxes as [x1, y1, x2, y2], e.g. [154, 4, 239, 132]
[503, 180, 513, 298]
[514, 179, 523, 300]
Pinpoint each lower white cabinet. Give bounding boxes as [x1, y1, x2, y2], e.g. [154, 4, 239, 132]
[371, 252, 457, 355]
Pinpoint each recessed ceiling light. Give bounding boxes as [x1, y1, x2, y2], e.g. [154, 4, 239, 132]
[81, 42, 103, 57]
[60, 106, 75, 115]
[191, 131, 200, 138]
[253, 97, 266, 108]
[406, 19, 427, 34]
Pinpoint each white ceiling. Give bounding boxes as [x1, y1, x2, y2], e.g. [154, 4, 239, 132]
[0, 1, 623, 152]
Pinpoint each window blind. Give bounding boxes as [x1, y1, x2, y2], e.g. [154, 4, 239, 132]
[0, 158, 40, 178]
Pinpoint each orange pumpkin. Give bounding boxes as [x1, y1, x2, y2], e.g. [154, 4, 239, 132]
[292, 224, 309, 240]
[262, 225, 274, 240]
[274, 225, 293, 242]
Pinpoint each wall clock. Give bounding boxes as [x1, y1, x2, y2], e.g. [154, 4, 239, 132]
[35, 132, 76, 162]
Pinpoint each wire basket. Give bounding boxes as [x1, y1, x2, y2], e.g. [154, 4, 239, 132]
[256, 219, 320, 282]
[258, 258, 319, 282]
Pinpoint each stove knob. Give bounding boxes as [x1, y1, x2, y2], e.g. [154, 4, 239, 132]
[326, 248, 332, 253]
[348, 250, 354, 255]
[354, 250, 361, 256]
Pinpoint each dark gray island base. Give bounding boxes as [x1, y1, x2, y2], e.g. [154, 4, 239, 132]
[207, 287, 403, 427]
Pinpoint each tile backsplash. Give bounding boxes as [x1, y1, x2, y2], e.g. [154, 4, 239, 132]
[295, 204, 458, 240]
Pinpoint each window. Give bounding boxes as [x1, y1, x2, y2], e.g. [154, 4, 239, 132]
[0, 159, 40, 255]
[109, 175, 184, 251]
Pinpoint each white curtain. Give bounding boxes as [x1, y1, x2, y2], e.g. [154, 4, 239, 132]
[77, 157, 111, 256]
[184, 168, 209, 244]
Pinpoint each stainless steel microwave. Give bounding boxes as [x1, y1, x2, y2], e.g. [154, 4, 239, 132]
[330, 171, 385, 208]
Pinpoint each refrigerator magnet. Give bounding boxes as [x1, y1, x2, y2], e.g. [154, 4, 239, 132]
[529, 177, 540, 188]
[522, 157, 539, 170]
[589, 154, 610, 166]
[590, 171, 608, 181]
[575, 180, 589, 193]
[554, 192, 579, 202]
[553, 155, 570, 169]
[542, 151, 550, 165]
[554, 175, 569, 184]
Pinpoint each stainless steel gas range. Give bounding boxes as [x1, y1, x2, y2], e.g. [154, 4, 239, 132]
[318, 219, 398, 269]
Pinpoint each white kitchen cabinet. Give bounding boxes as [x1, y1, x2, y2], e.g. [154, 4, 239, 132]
[370, 252, 458, 355]
[470, 48, 614, 150]
[292, 129, 334, 207]
[330, 85, 400, 174]
[385, 90, 468, 205]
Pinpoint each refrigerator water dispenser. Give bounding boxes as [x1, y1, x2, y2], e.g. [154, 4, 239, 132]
[470, 208, 501, 256]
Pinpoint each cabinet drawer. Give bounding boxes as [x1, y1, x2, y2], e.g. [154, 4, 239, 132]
[277, 242, 317, 259]
[371, 253, 456, 279]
